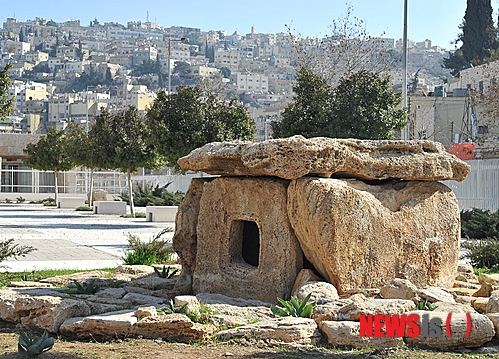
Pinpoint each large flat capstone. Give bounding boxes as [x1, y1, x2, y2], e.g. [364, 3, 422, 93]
[178, 136, 470, 181]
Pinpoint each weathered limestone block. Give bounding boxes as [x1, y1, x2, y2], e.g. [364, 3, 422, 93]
[418, 287, 456, 303]
[473, 274, 499, 297]
[380, 278, 418, 300]
[15, 295, 91, 333]
[320, 321, 404, 349]
[337, 298, 415, 321]
[132, 314, 216, 342]
[178, 136, 470, 181]
[404, 311, 495, 349]
[291, 269, 321, 295]
[216, 317, 321, 344]
[40, 271, 111, 286]
[172, 178, 212, 294]
[60, 310, 137, 339]
[192, 177, 303, 303]
[293, 281, 339, 304]
[196, 293, 273, 320]
[288, 177, 460, 293]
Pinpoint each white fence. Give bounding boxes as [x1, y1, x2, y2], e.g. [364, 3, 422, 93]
[0, 167, 206, 201]
[444, 158, 499, 212]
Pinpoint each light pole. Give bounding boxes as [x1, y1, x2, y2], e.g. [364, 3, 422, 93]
[167, 37, 189, 94]
[402, 0, 409, 140]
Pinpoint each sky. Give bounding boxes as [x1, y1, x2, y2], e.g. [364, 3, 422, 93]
[1, 0, 493, 50]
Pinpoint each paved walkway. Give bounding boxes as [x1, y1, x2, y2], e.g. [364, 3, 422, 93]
[0, 204, 173, 272]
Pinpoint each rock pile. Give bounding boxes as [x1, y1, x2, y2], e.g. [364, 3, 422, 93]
[174, 136, 470, 301]
[0, 264, 497, 351]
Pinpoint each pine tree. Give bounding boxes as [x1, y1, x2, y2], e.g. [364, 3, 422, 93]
[444, 0, 497, 75]
[461, 0, 496, 64]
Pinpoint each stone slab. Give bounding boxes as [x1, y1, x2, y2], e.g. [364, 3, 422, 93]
[178, 136, 470, 181]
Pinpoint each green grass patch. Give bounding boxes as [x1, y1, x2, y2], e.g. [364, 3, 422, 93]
[0, 268, 115, 288]
[75, 205, 93, 211]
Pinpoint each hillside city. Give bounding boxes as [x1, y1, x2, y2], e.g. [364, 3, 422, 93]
[0, 16, 452, 140]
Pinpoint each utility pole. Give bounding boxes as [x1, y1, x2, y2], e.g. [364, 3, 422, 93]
[402, 0, 409, 140]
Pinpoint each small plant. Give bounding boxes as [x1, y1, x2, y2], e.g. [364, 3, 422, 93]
[121, 212, 147, 218]
[75, 205, 93, 211]
[16, 196, 26, 203]
[157, 299, 187, 315]
[73, 279, 99, 294]
[18, 330, 54, 357]
[154, 265, 179, 278]
[0, 239, 36, 267]
[461, 238, 499, 270]
[43, 202, 57, 207]
[122, 228, 175, 265]
[271, 293, 315, 318]
[415, 299, 439, 311]
[5, 198, 12, 203]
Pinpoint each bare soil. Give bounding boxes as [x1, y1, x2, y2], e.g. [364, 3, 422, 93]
[1, 323, 498, 359]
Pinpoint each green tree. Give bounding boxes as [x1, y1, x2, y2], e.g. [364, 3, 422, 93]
[92, 107, 159, 214]
[0, 62, 14, 121]
[146, 86, 254, 169]
[19, 27, 24, 43]
[66, 123, 101, 205]
[105, 68, 113, 85]
[23, 128, 76, 206]
[462, 0, 496, 63]
[444, 0, 497, 75]
[220, 67, 231, 78]
[272, 66, 407, 140]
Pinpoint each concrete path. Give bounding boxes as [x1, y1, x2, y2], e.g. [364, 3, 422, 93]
[0, 204, 174, 272]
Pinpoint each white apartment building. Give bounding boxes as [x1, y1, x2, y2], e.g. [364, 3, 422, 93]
[234, 73, 268, 92]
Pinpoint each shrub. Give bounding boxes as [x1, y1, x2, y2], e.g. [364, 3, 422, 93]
[122, 228, 175, 265]
[157, 299, 187, 315]
[73, 279, 99, 294]
[119, 183, 185, 207]
[271, 293, 315, 318]
[75, 205, 93, 211]
[16, 196, 26, 203]
[120, 212, 146, 218]
[0, 239, 36, 267]
[461, 238, 499, 270]
[461, 208, 499, 239]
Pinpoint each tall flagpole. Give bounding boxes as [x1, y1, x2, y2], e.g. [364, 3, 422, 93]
[402, 0, 409, 140]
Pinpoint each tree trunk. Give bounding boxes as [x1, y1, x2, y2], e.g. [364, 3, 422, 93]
[54, 170, 59, 207]
[127, 169, 134, 215]
[89, 168, 94, 207]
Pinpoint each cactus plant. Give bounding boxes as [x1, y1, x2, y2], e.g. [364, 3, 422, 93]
[18, 330, 54, 357]
[154, 265, 179, 279]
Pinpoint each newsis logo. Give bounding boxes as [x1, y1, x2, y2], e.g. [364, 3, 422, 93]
[359, 313, 472, 338]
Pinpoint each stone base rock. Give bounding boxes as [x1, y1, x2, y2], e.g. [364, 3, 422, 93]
[288, 177, 460, 293]
[193, 177, 303, 303]
[216, 317, 321, 344]
[60, 310, 137, 339]
[404, 311, 495, 349]
[133, 314, 216, 342]
[320, 321, 404, 349]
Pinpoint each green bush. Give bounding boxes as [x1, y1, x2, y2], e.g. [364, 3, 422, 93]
[461, 238, 499, 270]
[461, 208, 499, 239]
[75, 205, 93, 211]
[119, 183, 185, 207]
[122, 228, 175, 265]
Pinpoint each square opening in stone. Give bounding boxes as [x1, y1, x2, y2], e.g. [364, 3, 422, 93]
[229, 220, 260, 269]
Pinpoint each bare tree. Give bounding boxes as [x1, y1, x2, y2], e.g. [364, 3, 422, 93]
[288, 5, 394, 87]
